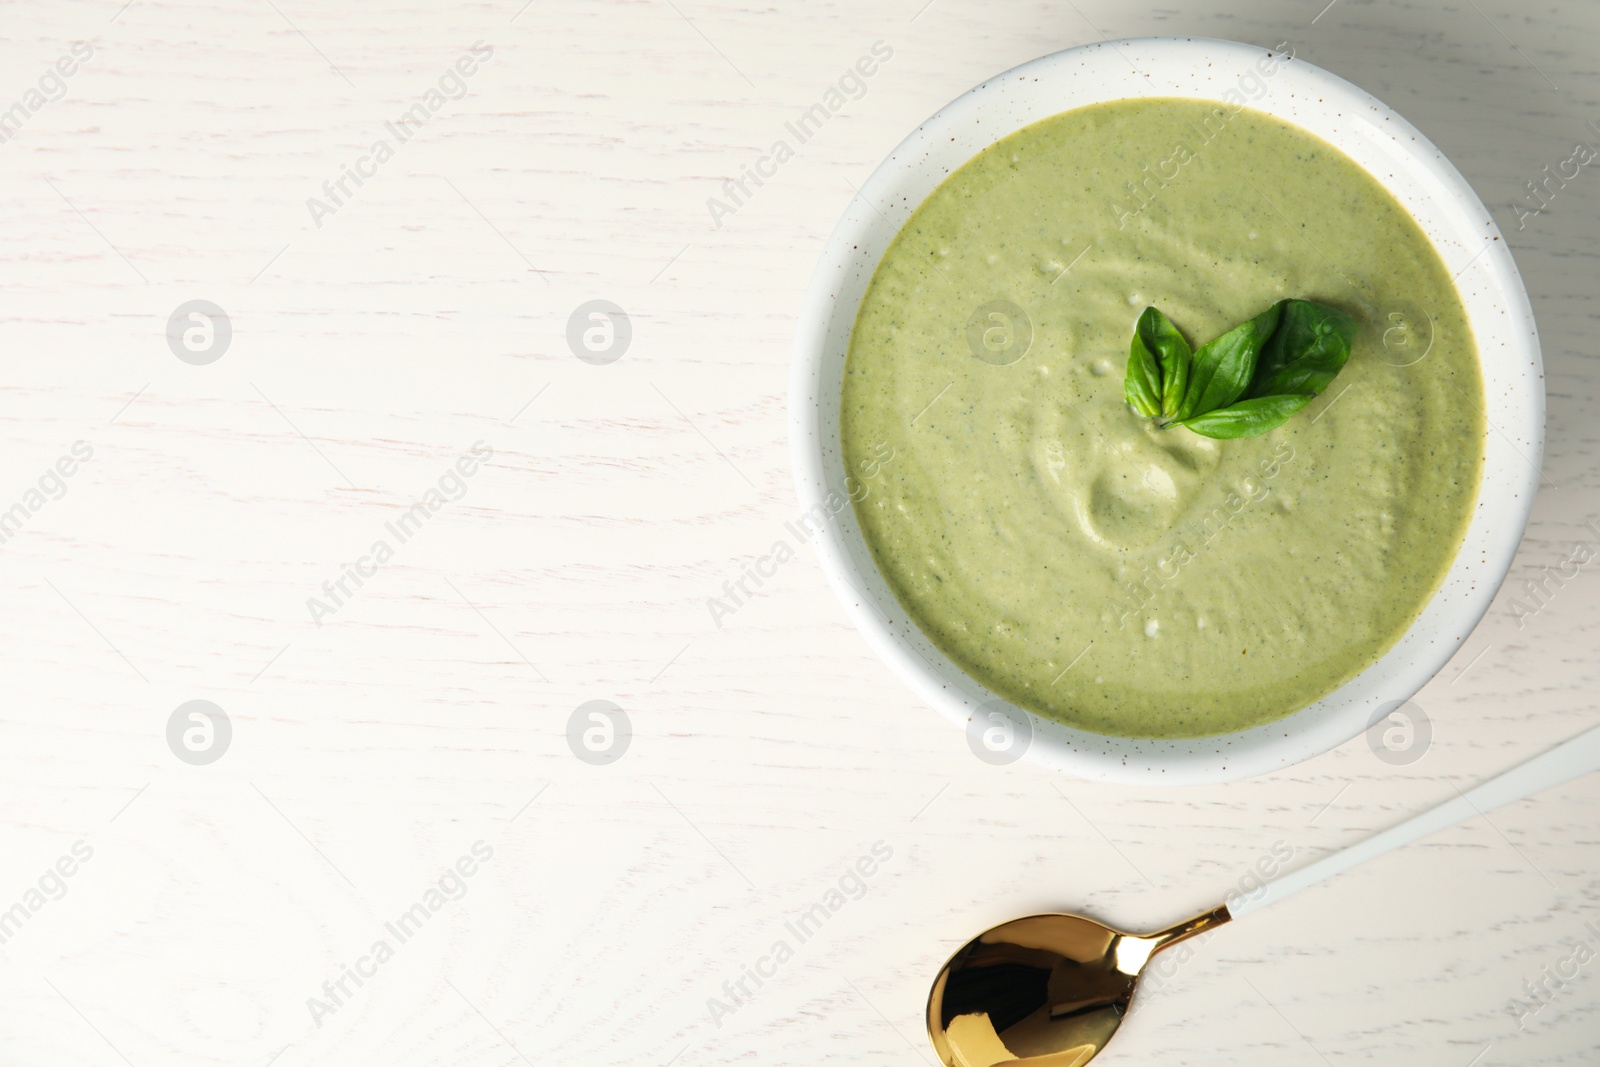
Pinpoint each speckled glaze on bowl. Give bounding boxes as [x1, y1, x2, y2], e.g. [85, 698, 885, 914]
[789, 38, 1544, 784]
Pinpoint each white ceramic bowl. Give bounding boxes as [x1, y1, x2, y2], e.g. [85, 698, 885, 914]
[789, 37, 1544, 784]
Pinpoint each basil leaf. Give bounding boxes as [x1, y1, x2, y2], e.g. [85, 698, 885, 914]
[1176, 301, 1282, 421]
[1247, 298, 1357, 399]
[1124, 325, 1163, 418]
[1135, 307, 1191, 419]
[1179, 393, 1313, 439]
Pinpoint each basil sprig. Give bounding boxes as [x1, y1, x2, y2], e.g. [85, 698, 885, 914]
[1123, 299, 1355, 439]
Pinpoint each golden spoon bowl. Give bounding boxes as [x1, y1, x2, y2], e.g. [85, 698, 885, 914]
[927, 907, 1229, 1067]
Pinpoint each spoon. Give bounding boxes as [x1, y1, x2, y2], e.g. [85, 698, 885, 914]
[928, 721, 1600, 1066]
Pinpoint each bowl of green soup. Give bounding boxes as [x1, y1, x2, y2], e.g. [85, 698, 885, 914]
[791, 37, 1543, 783]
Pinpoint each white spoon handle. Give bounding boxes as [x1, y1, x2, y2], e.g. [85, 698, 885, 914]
[1229, 722, 1600, 919]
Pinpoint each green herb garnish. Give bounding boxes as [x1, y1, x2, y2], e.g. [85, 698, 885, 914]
[1123, 299, 1356, 439]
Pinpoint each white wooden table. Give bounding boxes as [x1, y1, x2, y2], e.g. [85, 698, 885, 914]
[1, 1, 1596, 1063]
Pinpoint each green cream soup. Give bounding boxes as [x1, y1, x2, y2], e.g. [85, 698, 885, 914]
[841, 98, 1484, 738]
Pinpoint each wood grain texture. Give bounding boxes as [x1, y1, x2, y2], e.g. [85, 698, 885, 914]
[0, 0, 1596, 1063]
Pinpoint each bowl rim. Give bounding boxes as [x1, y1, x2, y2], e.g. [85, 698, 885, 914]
[788, 36, 1545, 784]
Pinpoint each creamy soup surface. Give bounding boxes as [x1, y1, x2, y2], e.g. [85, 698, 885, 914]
[840, 97, 1485, 738]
